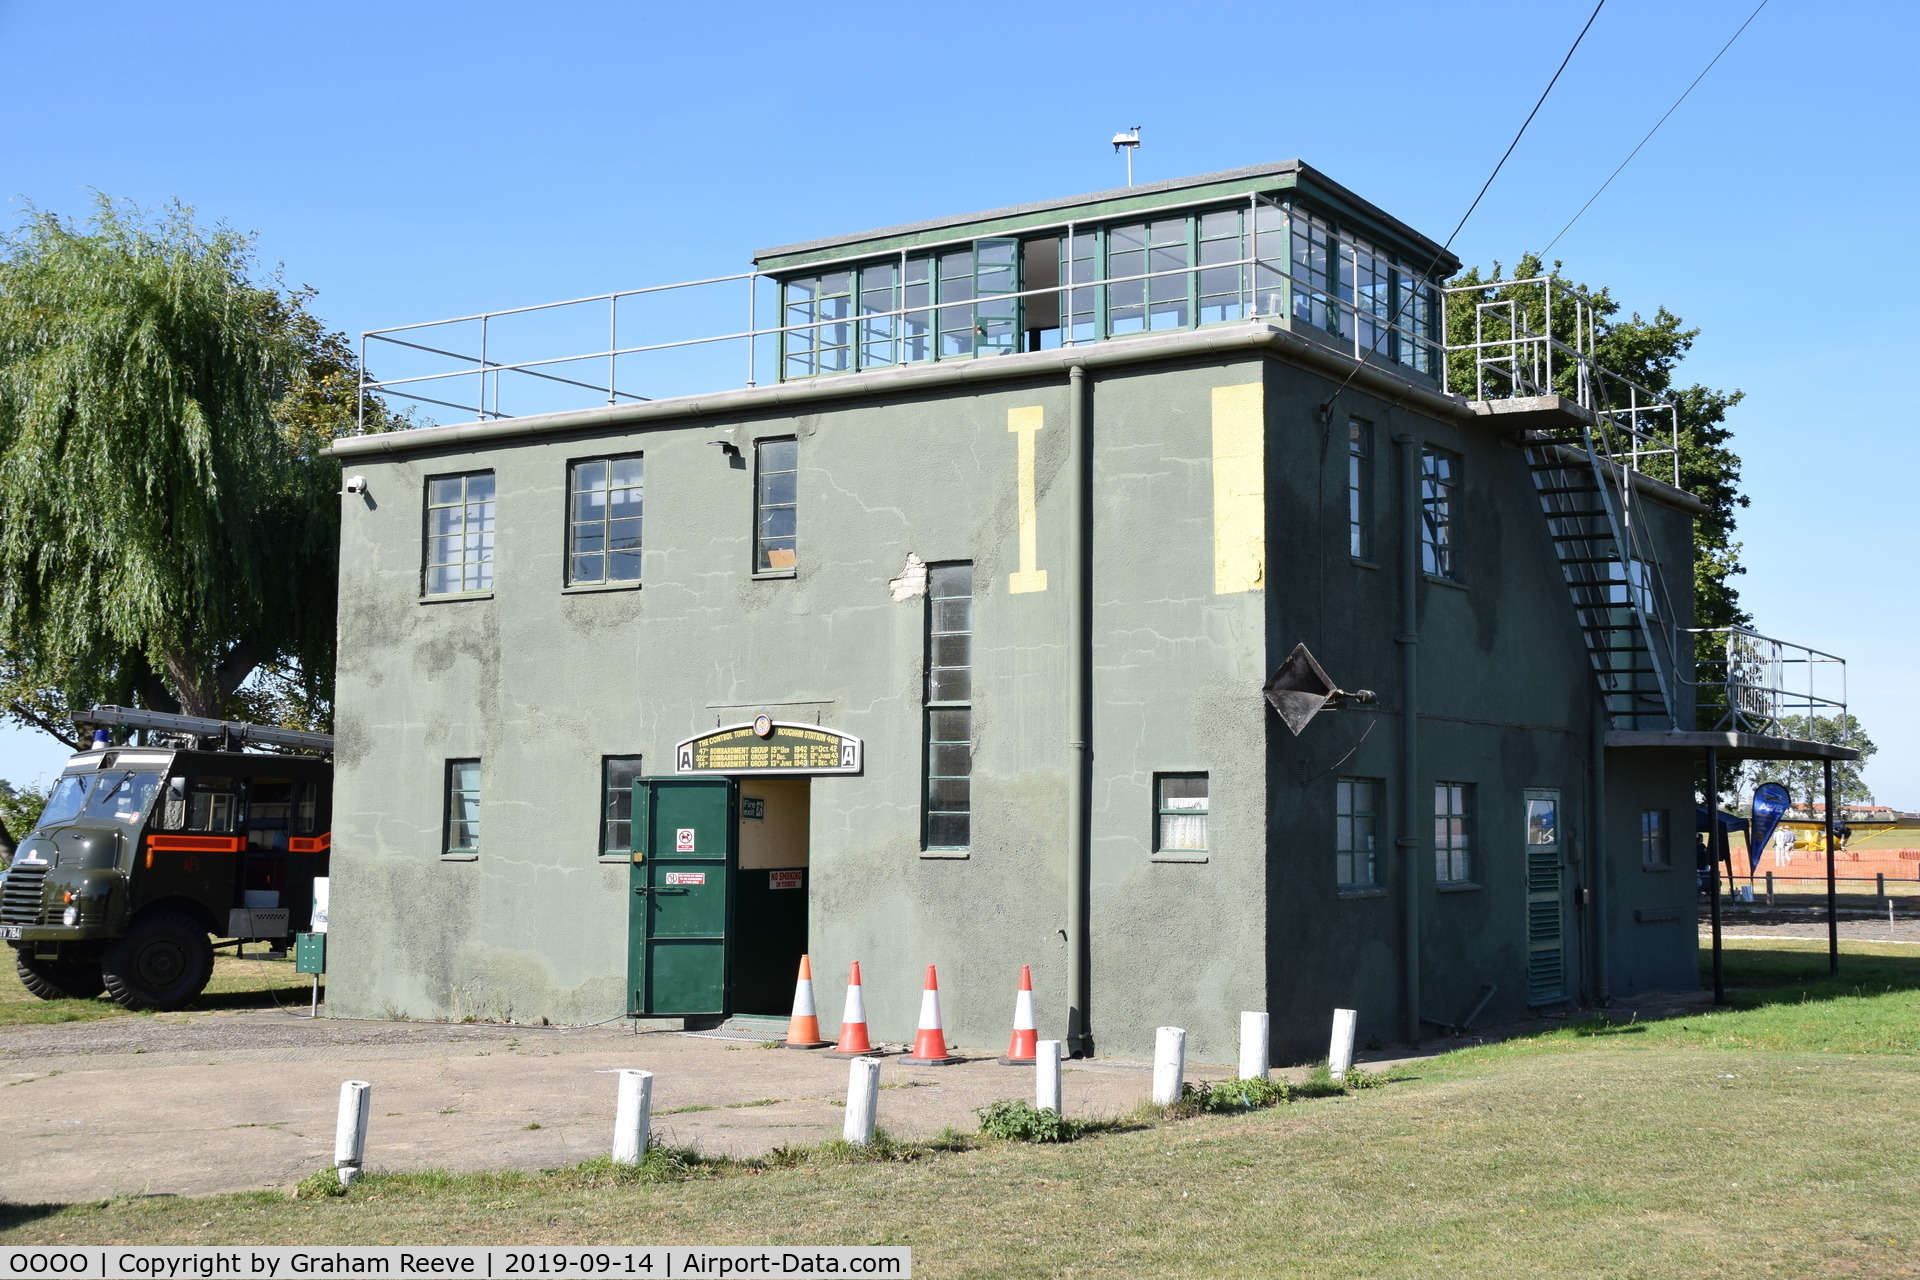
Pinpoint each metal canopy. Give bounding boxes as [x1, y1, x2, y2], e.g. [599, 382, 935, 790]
[1605, 729, 1859, 763]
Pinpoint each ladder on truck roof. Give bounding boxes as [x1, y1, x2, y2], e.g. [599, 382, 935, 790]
[73, 705, 335, 755]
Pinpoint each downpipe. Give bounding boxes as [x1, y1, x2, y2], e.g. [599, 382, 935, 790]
[1066, 364, 1093, 1056]
[1394, 431, 1422, 1047]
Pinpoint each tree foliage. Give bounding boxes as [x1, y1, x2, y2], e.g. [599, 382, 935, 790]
[0, 197, 397, 741]
[1742, 715, 1878, 810]
[0, 776, 50, 860]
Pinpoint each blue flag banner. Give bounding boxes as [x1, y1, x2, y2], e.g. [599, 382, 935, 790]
[1749, 782, 1792, 874]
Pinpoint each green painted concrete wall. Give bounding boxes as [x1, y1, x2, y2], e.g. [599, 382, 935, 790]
[328, 331, 1699, 1063]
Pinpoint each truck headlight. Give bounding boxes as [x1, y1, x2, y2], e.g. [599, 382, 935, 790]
[62, 904, 79, 927]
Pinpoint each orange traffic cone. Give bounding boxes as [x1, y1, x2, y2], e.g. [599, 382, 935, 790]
[998, 965, 1038, 1065]
[827, 960, 874, 1058]
[901, 964, 962, 1066]
[782, 955, 831, 1049]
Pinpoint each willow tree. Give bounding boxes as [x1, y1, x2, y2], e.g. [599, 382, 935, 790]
[0, 197, 379, 741]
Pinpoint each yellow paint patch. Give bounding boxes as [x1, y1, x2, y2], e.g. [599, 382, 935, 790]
[1007, 405, 1049, 594]
[1211, 383, 1265, 593]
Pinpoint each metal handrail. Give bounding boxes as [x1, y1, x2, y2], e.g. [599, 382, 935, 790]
[1683, 626, 1849, 740]
[353, 209, 1656, 449]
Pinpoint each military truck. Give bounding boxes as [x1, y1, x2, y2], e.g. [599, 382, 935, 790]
[0, 707, 331, 1010]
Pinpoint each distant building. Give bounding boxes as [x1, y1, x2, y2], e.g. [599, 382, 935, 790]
[324, 162, 1854, 1061]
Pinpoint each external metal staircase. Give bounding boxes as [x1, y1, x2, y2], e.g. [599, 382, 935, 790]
[1524, 426, 1679, 730]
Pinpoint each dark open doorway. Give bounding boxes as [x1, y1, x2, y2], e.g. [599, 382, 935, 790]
[730, 777, 811, 1015]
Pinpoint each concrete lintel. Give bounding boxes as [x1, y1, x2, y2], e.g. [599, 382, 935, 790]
[326, 323, 1478, 462]
[1606, 730, 1860, 762]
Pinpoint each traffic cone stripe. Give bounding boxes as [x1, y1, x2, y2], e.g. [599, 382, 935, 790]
[828, 960, 874, 1057]
[783, 954, 831, 1049]
[1000, 964, 1039, 1065]
[902, 964, 961, 1066]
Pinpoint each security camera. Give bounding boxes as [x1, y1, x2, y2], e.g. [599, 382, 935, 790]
[344, 476, 368, 495]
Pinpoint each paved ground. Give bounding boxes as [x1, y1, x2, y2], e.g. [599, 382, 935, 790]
[1703, 904, 1920, 943]
[0, 1009, 1240, 1203]
[0, 977, 1724, 1206]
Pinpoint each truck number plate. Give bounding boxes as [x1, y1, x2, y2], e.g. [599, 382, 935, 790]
[0, 926, 21, 940]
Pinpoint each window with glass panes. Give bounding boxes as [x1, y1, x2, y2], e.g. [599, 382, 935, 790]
[424, 473, 496, 596]
[755, 438, 798, 572]
[1641, 809, 1670, 868]
[445, 759, 480, 855]
[1196, 209, 1246, 325]
[1421, 446, 1459, 579]
[567, 456, 642, 585]
[1291, 209, 1340, 333]
[1348, 419, 1372, 559]
[1155, 774, 1209, 855]
[1435, 783, 1472, 883]
[1337, 778, 1380, 888]
[601, 756, 644, 857]
[782, 272, 851, 379]
[923, 563, 973, 850]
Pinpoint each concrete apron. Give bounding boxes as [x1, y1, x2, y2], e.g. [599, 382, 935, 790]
[0, 1012, 1242, 1202]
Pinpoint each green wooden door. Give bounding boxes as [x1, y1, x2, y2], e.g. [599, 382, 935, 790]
[628, 776, 735, 1017]
[1524, 789, 1566, 1004]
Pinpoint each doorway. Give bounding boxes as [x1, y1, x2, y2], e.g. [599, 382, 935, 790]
[730, 777, 811, 1015]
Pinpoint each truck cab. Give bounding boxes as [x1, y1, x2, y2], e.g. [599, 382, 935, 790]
[1, 711, 331, 1010]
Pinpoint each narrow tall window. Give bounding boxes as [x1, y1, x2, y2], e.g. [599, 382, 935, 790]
[1155, 774, 1209, 855]
[445, 760, 481, 856]
[1348, 419, 1372, 559]
[755, 438, 798, 572]
[424, 473, 496, 596]
[602, 756, 645, 857]
[1421, 446, 1459, 579]
[568, 456, 643, 585]
[923, 563, 973, 851]
[1337, 778, 1380, 889]
[1435, 783, 1472, 883]
[1641, 809, 1670, 868]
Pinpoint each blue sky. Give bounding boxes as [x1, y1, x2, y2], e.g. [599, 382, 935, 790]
[1, 0, 1914, 801]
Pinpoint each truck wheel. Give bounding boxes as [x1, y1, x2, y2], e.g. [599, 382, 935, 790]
[13, 950, 107, 1001]
[101, 911, 214, 1011]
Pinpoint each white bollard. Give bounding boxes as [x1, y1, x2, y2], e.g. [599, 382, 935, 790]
[334, 1080, 372, 1185]
[843, 1056, 881, 1146]
[1152, 1026, 1187, 1106]
[1329, 1008, 1358, 1081]
[612, 1069, 654, 1164]
[1239, 1011, 1270, 1080]
[1035, 1039, 1063, 1114]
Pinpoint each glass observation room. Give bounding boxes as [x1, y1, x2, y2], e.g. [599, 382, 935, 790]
[773, 197, 1444, 383]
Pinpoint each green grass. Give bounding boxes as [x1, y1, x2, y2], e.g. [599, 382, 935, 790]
[3, 939, 1918, 1277]
[0, 953, 314, 1027]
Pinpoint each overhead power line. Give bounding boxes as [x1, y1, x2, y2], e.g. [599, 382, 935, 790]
[1319, 0, 1607, 420]
[1543, 0, 1772, 254]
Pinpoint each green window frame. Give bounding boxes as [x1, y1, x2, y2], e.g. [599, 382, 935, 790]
[755, 437, 798, 572]
[1154, 773, 1209, 856]
[1421, 446, 1460, 580]
[601, 756, 644, 858]
[444, 759, 481, 856]
[567, 455, 643, 586]
[424, 472, 496, 596]
[923, 562, 973, 851]
[1435, 782, 1472, 883]
[1337, 777, 1381, 889]
[1641, 809, 1670, 868]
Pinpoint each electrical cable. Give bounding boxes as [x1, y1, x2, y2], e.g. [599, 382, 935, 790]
[1318, 0, 1607, 421]
[1542, 0, 1772, 254]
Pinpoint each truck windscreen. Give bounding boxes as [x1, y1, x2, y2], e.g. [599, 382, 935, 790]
[82, 771, 162, 825]
[34, 775, 91, 829]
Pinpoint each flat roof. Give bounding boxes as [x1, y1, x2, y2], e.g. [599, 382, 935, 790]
[753, 160, 1461, 277]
